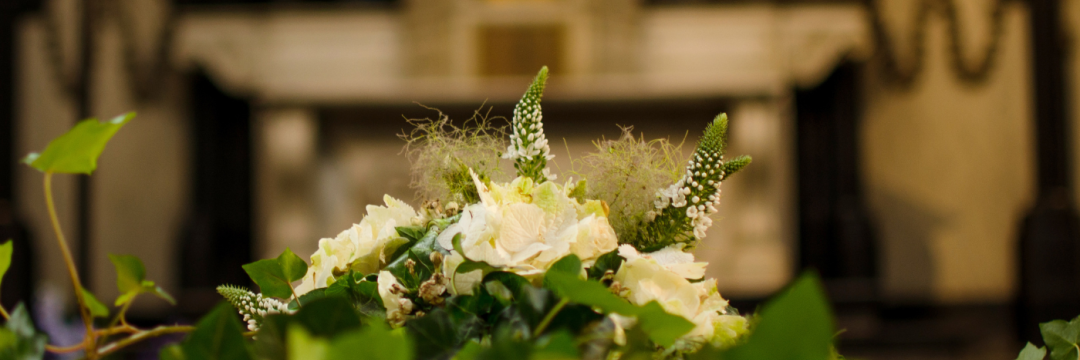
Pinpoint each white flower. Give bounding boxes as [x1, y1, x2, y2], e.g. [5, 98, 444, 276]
[569, 215, 619, 266]
[437, 171, 619, 293]
[614, 244, 745, 348]
[378, 271, 414, 327]
[296, 195, 418, 295]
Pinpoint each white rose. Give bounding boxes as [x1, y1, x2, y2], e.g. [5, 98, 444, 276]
[297, 195, 418, 295]
[569, 215, 619, 266]
[618, 244, 707, 279]
[614, 251, 701, 320]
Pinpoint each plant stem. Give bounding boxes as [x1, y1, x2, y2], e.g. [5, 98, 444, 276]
[533, 298, 569, 337]
[44, 172, 97, 358]
[46, 325, 144, 354]
[0, 304, 8, 320]
[95, 325, 196, 357]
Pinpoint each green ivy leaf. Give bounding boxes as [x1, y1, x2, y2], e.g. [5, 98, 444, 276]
[1040, 316, 1080, 360]
[293, 297, 363, 338]
[543, 271, 693, 347]
[546, 255, 581, 277]
[586, 250, 622, 281]
[325, 272, 385, 319]
[109, 254, 145, 294]
[287, 325, 329, 360]
[0, 304, 47, 360]
[81, 289, 110, 318]
[23, 112, 134, 174]
[406, 308, 484, 360]
[532, 330, 580, 360]
[384, 227, 440, 291]
[722, 272, 834, 360]
[277, 248, 308, 285]
[108, 254, 174, 306]
[243, 248, 308, 299]
[171, 302, 253, 360]
[0, 241, 12, 295]
[1017, 342, 1047, 360]
[543, 255, 582, 289]
[328, 322, 413, 360]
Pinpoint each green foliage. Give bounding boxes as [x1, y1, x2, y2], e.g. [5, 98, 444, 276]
[0, 240, 11, 295]
[400, 105, 509, 204]
[543, 255, 695, 348]
[585, 250, 622, 281]
[81, 288, 110, 318]
[242, 248, 308, 300]
[325, 272, 385, 319]
[23, 112, 134, 174]
[328, 322, 413, 360]
[108, 254, 175, 306]
[0, 304, 47, 360]
[1039, 316, 1080, 360]
[384, 226, 441, 292]
[1018, 343, 1048, 360]
[717, 272, 834, 360]
[506, 67, 554, 183]
[574, 127, 685, 243]
[161, 302, 252, 360]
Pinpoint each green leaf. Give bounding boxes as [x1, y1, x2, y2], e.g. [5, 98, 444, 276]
[328, 322, 413, 360]
[385, 227, 441, 291]
[586, 250, 622, 281]
[635, 302, 694, 348]
[159, 344, 187, 360]
[543, 271, 636, 314]
[287, 325, 329, 360]
[324, 272, 385, 319]
[532, 331, 580, 360]
[1018, 342, 1047, 360]
[0, 241, 11, 294]
[23, 112, 134, 174]
[81, 288, 110, 318]
[406, 308, 484, 360]
[292, 297, 362, 337]
[277, 248, 308, 284]
[175, 302, 253, 360]
[723, 272, 835, 360]
[109, 254, 174, 306]
[1040, 316, 1080, 360]
[109, 254, 146, 294]
[395, 226, 427, 243]
[244, 248, 310, 299]
[543, 271, 693, 347]
[546, 255, 581, 278]
[0, 304, 47, 360]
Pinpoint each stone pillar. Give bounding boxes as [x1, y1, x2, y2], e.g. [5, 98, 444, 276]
[254, 107, 320, 261]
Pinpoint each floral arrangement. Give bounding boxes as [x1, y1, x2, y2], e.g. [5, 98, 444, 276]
[0, 67, 844, 360]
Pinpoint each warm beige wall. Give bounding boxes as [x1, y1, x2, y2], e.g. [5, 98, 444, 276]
[861, 1, 1033, 303]
[16, 9, 189, 315]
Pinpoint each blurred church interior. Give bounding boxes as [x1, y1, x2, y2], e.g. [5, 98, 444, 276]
[1, 0, 1077, 358]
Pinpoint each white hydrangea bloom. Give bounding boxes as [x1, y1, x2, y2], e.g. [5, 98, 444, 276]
[296, 195, 418, 295]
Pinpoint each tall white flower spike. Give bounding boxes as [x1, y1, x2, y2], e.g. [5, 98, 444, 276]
[503, 66, 555, 183]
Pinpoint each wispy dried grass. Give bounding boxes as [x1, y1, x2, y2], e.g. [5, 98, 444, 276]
[573, 126, 686, 242]
[399, 104, 510, 204]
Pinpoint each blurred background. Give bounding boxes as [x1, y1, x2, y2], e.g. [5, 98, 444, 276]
[1, 0, 1077, 358]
